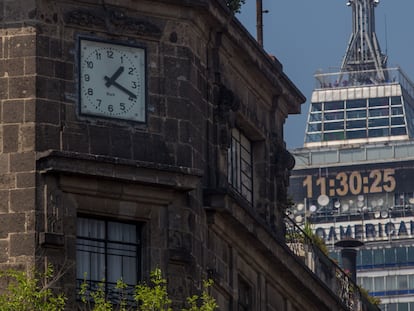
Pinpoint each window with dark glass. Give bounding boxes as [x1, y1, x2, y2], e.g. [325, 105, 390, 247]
[76, 217, 141, 302]
[347, 119, 366, 129]
[238, 277, 252, 311]
[308, 123, 322, 132]
[409, 275, 414, 289]
[391, 127, 407, 136]
[325, 100, 344, 111]
[361, 249, 373, 267]
[408, 247, 414, 263]
[396, 247, 407, 264]
[347, 110, 367, 119]
[228, 128, 253, 203]
[346, 130, 367, 139]
[309, 113, 322, 122]
[391, 96, 402, 106]
[305, 133, 322, 143]
[385, 248, 395, 265]
[369, 128, 389, 138]
[369, 108, 389, 117]
[373, 249, 385, 266]
[369, 97, 389, 107]
[391, 117, 405, 126]
[392, 107, 403, 115]
[324, 122, 344, 131]
[398, 303, 409, 311]
[324, 111, 344, 121]
[311, 103, 322, 111]
[369, 118, 389, 128]
[347, 99, 366, 109]
[324, 131, 345, 141]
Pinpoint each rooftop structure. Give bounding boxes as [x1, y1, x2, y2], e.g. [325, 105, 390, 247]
[304, 0, 414, 148]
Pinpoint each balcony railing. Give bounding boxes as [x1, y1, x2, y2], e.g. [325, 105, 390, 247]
[313, 67, 414, 100]
[284, 217, 379, 311]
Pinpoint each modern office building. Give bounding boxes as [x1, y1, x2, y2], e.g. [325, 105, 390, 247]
[289, 1, 414, 310]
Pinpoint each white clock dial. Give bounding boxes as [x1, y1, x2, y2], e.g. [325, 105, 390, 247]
[79, 38, 146, 122]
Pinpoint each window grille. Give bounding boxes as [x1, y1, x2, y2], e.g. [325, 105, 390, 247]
[228, 128, 253, 203]
[76, 217, 141, 303]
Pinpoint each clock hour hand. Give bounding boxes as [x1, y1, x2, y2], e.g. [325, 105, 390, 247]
[104, 76, 137, 99]
[104, 66, 124, 88]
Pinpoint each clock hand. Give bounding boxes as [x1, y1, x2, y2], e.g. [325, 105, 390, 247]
[104, 66, 124, 87]
[104, 76, 137, 99]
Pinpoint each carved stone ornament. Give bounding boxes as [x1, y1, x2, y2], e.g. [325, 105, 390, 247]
[212, 83, 240, 149]
[110, 10, 162, 38]
[65, 8, 162, 38]
[65, 9, 106, 28]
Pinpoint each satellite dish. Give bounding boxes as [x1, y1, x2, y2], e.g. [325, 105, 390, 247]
[374, 211, 380, 218]
[342, 203, 349, 212]
[381, 210, 389, 218]
[297, 203, 304, 211]
[378, 198, 384, 206]
[317, 194, 329, 206]
[357, 201, 364, 208]
[362, 206, 368, 212]
[295, 215, 303, 223]
[334, 201, 341, 209]
[349, 199, 354, 205]
[371, 200, 377, 208]
[409, 198, 414, 204]
[309, 205, 317, 213]
[357, 195, 364, 202]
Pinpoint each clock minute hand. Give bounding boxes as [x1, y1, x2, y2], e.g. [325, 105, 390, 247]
[104, 77, 137, 99]
[104, 66, 124, 87]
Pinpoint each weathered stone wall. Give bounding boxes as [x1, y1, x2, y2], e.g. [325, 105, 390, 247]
[0, 0, 37, 271]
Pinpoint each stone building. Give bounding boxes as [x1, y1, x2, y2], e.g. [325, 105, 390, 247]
[0, 0, 376, 310]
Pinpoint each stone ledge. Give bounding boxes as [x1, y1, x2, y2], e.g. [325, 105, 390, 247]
[39, 232, 64, 248]
[36, 150, 202, 191]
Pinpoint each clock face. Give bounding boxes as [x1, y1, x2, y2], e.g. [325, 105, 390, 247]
[79, 38, 146, 122]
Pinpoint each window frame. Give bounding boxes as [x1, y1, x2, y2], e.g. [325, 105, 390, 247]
[76, 216, 142, 302]
[228, 128, 253, 203]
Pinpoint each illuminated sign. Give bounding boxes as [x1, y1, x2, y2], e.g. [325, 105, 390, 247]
[289, 162, 414, 202]
[314, 217, 414, 243]
[302, 168, 396, 198]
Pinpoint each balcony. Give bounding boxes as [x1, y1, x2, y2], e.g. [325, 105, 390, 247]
[284, 217, 380, 311]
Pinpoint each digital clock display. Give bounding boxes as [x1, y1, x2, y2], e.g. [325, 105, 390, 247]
[295, 168, 397, 199]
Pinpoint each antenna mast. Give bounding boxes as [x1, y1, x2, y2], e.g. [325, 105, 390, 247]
[340, 0, 388, 84]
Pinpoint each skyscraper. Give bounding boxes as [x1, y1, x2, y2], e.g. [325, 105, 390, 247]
[290, 1, 414, 310]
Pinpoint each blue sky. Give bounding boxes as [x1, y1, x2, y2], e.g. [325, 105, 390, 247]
[237, 1, 414, 149]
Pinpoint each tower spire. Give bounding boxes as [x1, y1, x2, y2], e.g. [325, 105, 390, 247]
[340, 0, 388, 84]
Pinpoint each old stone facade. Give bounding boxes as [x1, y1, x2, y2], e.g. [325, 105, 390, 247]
[0, 0, 366, 310]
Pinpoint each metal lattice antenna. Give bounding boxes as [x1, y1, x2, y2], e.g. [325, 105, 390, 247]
[340, 0, 388, 84]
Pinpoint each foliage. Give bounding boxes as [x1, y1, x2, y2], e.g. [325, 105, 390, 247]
[182, 279, 217, 311]
[79, 268, 218, 311]
[0, 265, 217, 311]
[134, 268, 172, 311]
[226, 0, 245, 13]
[0, 265, 66, 311]
[303, 222, 329, 255]
[79, 277, 113, 311]
[359, 287, 381, 306]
